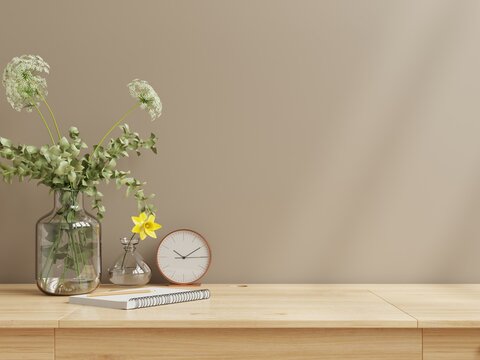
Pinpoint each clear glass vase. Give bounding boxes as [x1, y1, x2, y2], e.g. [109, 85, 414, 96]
[36, 190, 101, 295]
[108, 237, 152, 286]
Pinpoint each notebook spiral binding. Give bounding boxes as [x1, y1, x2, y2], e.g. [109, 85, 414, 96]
[129, 289, 211, 309]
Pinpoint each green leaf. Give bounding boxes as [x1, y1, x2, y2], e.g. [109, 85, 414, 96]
[54, 252, 67, 261]
[0, 138, 12, 147]
[66, 210, 76, 223]
[59, 137, 70, 149]
[44, 225, 60, 243]
[41, 245, 53, 257]
[69, 127, 79, 138]
[68, 171, 76, 183]
[55, 161, 70, 176]
[64, 256, 75, 270]
[26, 145, 38, 154]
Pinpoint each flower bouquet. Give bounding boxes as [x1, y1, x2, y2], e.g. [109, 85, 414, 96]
[1, 55, 162, 295]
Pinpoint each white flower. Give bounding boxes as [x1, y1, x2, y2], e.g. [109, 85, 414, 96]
[128, 79, 162, 120]
[2, 55, 50, 112]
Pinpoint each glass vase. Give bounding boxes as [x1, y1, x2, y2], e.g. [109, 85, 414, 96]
[108, 237, 152, 286]
[36, 190, 101, 295]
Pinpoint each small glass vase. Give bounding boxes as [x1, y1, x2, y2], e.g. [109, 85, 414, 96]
[36, 190, 101, 295]
[108, 237, 152, 286]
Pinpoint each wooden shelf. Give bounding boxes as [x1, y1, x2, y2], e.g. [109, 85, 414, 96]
[1, 284, 480, 359]
[368, 284, 480, 328]
[60, 284, 417, 329]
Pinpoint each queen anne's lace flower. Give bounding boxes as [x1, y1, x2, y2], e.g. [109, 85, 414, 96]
[128, 79, 162, 120]
[2, 55, 50, 112]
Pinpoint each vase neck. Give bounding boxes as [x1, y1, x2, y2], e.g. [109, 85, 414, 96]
[120, 237, 139, 252]
[53, 190, 84, 212]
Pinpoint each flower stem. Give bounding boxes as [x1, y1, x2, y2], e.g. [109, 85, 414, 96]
[120, 233, 136, 269]
[40, 94, 61, 140]
[77, 231, 88, 270]
[40, 227, 62, 280]
[94, 102, 141, 155]
[67, 230, 81, 278]
[34, 104, 55, 145]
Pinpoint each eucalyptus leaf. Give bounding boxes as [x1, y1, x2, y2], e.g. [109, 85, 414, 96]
[0, 91, 158, 219]
[41, 245, 53, 257]
[64, 256, 75, 270]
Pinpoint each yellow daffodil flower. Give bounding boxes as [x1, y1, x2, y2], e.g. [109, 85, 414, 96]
[131, 212, 162, 240]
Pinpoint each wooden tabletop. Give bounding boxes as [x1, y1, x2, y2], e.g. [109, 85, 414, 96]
[368, 284, 480, 328]
[0, 284, 479, 329]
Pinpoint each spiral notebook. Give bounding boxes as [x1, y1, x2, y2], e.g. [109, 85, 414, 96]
[69, 287, 211, 310]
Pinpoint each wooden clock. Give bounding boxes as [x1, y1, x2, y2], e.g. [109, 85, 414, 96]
[156, 229, 211, 285]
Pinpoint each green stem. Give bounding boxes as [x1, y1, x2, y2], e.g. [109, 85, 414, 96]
[34, 105, 55, 145]
[58, 264, 67, 291]
[94, 102, 141, 155]
[66, 192, 82, 278]
[40, 227, 62, 281]
[120, 233, 136, 269]
[75, 231, 87, 274]
[67, 230, 81, 278]
[41, 244, 56, 279]
[77, 232, 87, 270]
[40, 94, 61, 140]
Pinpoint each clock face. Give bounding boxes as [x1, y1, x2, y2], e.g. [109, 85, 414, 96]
[156, 229, 211, 284]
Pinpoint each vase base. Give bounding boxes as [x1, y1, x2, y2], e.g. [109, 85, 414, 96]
[37, 277, 100, 296]
[108, 272, 151, 286]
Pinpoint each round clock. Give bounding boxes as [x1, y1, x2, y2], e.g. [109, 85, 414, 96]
[156, 229, 212, 284]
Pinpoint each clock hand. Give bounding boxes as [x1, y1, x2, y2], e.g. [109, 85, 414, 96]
[173, 250, 186, 259]
[184, 247, 202, 258]
[174, 256, 209, 259]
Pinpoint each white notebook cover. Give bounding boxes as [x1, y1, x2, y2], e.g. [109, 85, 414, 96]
[69, 287, 210, 310]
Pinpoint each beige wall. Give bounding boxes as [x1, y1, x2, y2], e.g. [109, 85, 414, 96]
[1, 0, 480, 283]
